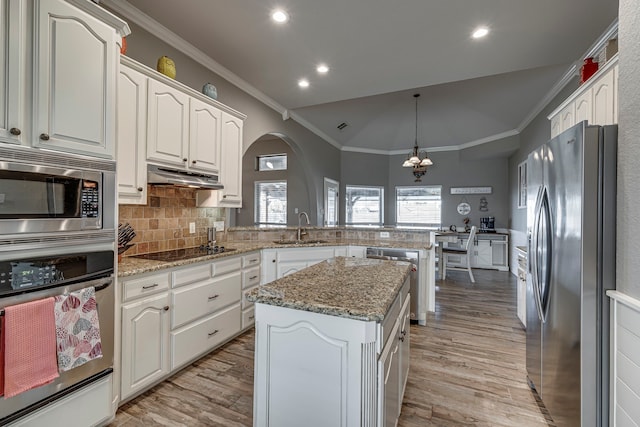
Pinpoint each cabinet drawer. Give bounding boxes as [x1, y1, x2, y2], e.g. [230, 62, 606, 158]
[242, 266, 260, 289]
[242, 252, 261, 268]
[171, 303, 241, 370]
[212, 256, 242, 277]
[122, 272, 170, 302]
[172, 263, 211, 288]
[242, 284, 258, 310]
[242, 307, 255, 329]
[171, 272, 241, 328]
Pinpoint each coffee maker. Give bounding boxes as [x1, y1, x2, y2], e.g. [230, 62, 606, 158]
[480, 216, 495, 233]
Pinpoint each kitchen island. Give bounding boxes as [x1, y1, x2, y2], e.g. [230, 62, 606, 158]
[246, 256, 411, 427]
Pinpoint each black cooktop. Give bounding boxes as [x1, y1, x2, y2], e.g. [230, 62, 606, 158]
[134, 246, 234, 262]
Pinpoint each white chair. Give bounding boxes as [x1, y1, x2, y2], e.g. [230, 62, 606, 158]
[441, 226, 476, 283]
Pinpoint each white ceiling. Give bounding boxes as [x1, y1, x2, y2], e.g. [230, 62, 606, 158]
[110, 0, 618, 154]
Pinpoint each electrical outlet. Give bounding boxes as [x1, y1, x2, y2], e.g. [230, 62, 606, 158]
[294, 207, 299, 214]
[379, 231, 390, 238]
[189, 222, 195, 234]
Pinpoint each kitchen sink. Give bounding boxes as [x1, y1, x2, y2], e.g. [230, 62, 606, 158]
[272, 239, 329, 245]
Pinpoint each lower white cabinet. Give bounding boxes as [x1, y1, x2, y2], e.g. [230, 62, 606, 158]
[445, 234, 509, 271]
[119, 253, 256, 403]
[121, 291, 171, 401]
[516, 247, 527, 328]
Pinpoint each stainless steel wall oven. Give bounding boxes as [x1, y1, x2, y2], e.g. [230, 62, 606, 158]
[0, 147, 116, 425]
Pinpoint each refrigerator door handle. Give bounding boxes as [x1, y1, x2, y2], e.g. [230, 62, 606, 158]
[531, 186, 545, 322]
[538, 189, 552, 323]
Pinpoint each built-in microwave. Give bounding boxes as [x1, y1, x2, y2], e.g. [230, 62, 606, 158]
[0, 145, 116, 237]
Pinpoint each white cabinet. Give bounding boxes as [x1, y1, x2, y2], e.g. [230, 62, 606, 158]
[241, 252, 260, 329]
[121, 291, 171, 400]
[189, 97, 222, 173]
[261, 246, 343, 284]
[0, 0, 25, 146]
[119, 256, 245, 402]
[117, 62, 148, 204]
[549, 55, 618, 138]
[33, 0, 123, 158]
[445, 234, 509, 271]
[348, 245, 367, 258]
[146, 78, 190, 167]
[0, 0, 127, 157]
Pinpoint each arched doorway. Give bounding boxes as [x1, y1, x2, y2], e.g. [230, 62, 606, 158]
[235, 133, 316, 227]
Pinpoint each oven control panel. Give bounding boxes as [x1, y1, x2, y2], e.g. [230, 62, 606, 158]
[4, 262, 62, 290]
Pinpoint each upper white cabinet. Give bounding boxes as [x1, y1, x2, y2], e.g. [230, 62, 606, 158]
[146, 78, 190, 167]
[0, 1, 25, 146]
[0, 0, 128, 158]
[117, 56, 245, 206]
[117, 62, 148, 204]
[549, 54, 618, 138]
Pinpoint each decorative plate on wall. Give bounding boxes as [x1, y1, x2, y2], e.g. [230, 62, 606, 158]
[457, 202, 471, 215]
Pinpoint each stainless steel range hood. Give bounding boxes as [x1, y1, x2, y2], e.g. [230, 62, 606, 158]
[147, 164, 224, 189]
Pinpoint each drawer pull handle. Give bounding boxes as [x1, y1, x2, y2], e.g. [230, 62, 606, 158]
[249, 275, 258, 280]
[208, 294, 220, 301]
[250, 259, 258, 263]
[208, 330, 219, 337]
[249, 315, 255, 320]
[142, 284, 159, 290]
[163, 306, 169, 311]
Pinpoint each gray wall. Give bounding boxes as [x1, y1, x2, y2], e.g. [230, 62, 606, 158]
[236, 137, 311, 226]
[618, 0, 640, 298]
[118, 21, 341, 225]
[507, 81, 580, 232]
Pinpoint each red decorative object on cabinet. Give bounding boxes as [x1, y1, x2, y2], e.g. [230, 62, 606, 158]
[580, 57, 598, 84]
[120, 37, 127, 55]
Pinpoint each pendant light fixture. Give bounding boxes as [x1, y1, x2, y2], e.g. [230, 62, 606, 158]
[402, 93, 433, 182]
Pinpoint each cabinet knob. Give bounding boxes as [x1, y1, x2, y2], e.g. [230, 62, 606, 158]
[182, 158, 188, 162]
[223, 195, 227, 198]
[399, 335, 405, 342]
[40, 133, 50, 141]
[272, 259, 276, 263]
[9, 127, 21, 136]
[163, 306, 169, 311]
[192, 160, 196, 164]
[137, 187, 143, 192]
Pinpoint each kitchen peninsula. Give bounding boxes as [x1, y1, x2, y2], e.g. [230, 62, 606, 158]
[247, 257, 412, 427]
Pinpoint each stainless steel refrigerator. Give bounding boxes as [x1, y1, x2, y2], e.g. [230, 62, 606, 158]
[526, 121, 617, 427]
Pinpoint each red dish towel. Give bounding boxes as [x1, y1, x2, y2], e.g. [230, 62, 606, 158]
[4, 298, 59, 398]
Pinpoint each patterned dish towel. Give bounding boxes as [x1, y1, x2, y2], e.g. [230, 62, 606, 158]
[54, 287, 103, 372]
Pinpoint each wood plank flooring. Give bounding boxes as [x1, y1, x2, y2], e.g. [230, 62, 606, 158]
[109, 269, 553, 426]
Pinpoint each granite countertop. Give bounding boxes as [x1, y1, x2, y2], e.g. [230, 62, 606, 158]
[245, 256, 411, 322]
[118, 239, 432, 277]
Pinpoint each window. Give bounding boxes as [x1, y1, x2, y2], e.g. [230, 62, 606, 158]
[396, 186, 441, 229]
[255, 181, 287, 227]
[324, 178, 339, 227]
[345, 185, 383, 227]
[256, 154, 287, 171]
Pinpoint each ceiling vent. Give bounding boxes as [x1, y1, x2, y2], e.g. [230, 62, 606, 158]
[337, 122, 348, 131]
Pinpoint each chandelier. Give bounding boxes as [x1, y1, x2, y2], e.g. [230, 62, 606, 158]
[402, 93, 433, 182]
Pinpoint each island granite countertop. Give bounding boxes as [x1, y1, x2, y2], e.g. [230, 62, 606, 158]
[245, 256, 411, 322]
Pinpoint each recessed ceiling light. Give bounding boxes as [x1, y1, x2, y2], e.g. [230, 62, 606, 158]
[472, 27, 489, 39]
[317, 64, 329, 74]
[298, 79, 309, 88]
[271, 9, 289, 23]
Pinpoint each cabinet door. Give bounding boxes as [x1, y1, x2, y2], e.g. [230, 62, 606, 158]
[574, 89, 592, 125]
[33, 0, 117, 158]
[378, 324, 401, 427]
[0, 0, 24, 146]
[218, 112, 243, 206]
[593, 68, 615, 126]
[491, 240, 509, 269]
[146, 78, 189, 166]
[559, 103, 575, 135]
[189, 97, 221, 173]
[277, 261, 308, 278]
[261, 249, 277, 284]
[472, 239, 492, 268]
[121, 292, 170, 400]
[550, 114, 561, 139]
[399, 295, 410, 397]
[117, 64, 148, 204]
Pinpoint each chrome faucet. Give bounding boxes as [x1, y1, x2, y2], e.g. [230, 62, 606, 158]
[297, 212, 310, 241]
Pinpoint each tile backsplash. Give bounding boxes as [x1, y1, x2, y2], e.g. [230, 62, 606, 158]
[118, 186, 225, 256]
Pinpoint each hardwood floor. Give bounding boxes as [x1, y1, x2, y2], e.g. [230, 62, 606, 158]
[109, 269, 553, 426]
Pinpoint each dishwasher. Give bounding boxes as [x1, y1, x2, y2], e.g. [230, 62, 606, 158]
[366, 247, 423, 325]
